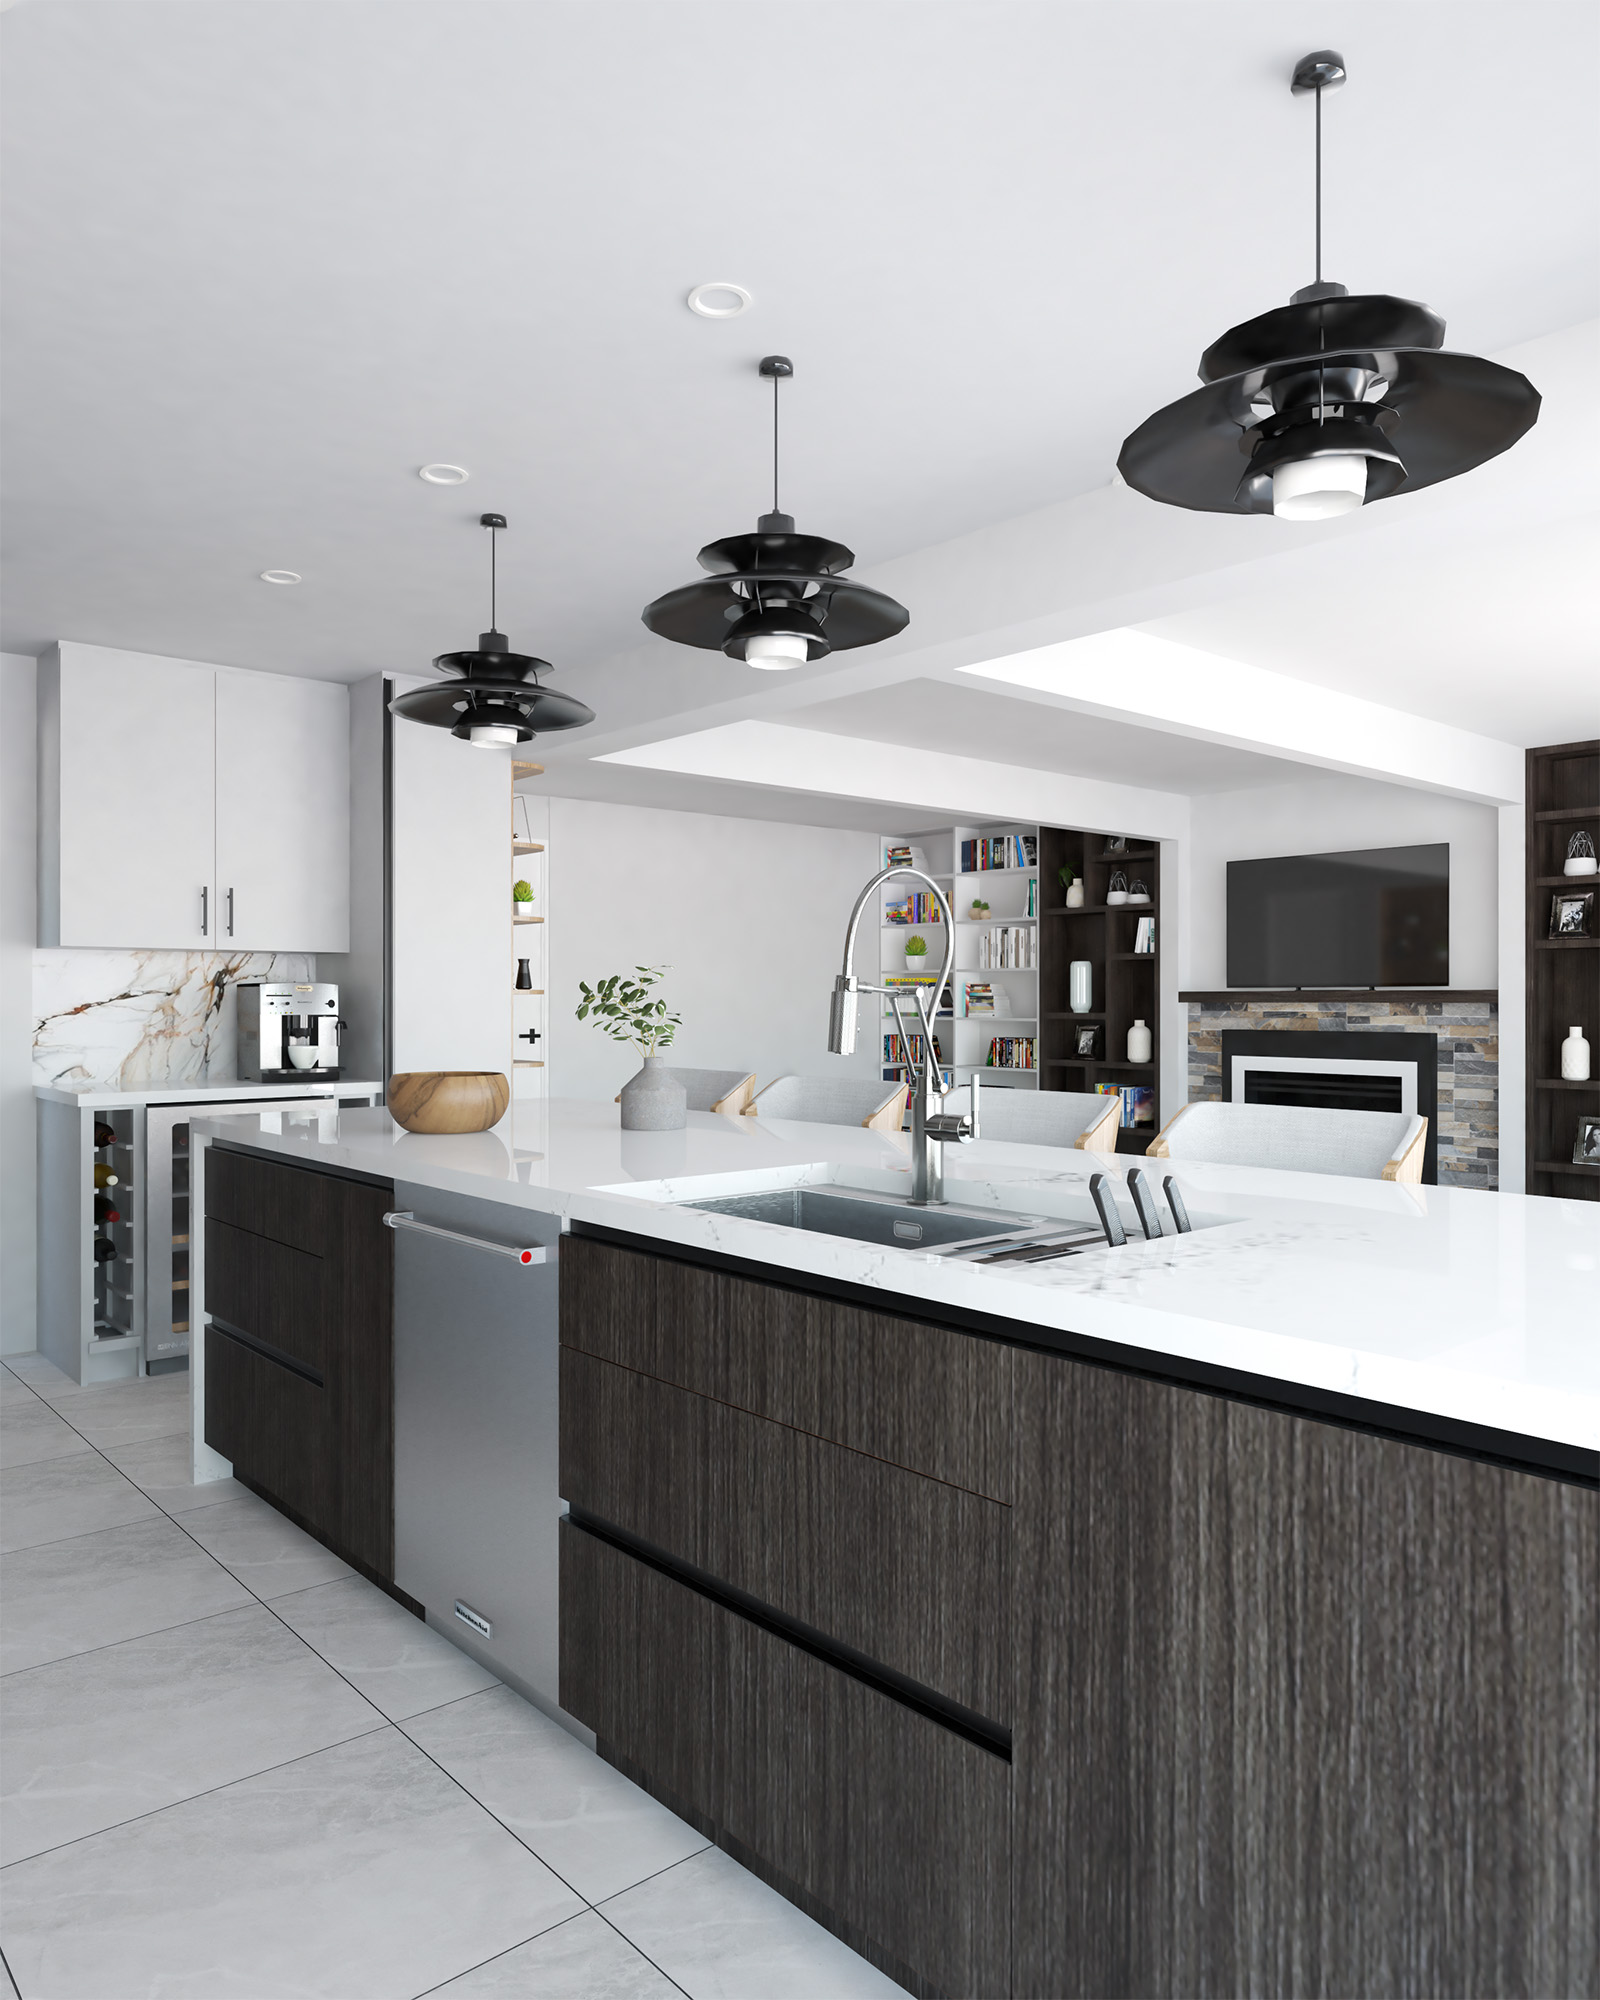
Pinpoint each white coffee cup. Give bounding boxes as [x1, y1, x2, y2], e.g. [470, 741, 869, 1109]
[287, 1043, 320, 1070]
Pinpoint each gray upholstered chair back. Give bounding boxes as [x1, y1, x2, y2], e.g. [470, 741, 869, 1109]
[1149, 1101, 1428, 1182]
[745, 1075, 908, 1132]
[975, 1089, 1120, 1152]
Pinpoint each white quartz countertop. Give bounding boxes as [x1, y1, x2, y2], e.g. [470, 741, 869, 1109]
[36, 1078, 383, 1109]
[190, 1098, 1600, 1460]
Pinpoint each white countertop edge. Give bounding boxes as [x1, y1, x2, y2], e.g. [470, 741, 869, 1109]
[36, 1080, 384, 1108]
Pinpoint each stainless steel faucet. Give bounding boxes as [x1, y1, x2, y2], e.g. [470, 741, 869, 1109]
[828, 865, 980, 1205]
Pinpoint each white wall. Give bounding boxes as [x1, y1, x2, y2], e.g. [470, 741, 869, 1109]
[2, 653, 38, 1352]
[546, 798, 881, 1101]
[1184, 774, 1502, 991]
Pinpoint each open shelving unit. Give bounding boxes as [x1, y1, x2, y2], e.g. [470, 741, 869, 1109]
[511, 761, 548, 1099]
[1526, 739, 1599, 1201]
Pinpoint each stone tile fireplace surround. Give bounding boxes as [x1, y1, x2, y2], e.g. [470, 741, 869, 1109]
[1181, 994, 1499, 1190]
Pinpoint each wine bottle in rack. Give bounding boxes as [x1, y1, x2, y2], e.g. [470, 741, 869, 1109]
[94, 1193, 121, 1225]
[92, 1235, 117, 1264]
[93, 1162, 119, 1189]
[94, 1119, 116, 1149]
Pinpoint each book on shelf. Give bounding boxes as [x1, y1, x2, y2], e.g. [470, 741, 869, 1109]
[960, 833, 1037, 873]
[884, 1032, 949, 1068]
[1096, 1082, 1156, 1128]
[883, 892, 944, 924]
[885, 843, 930, 874]
[964, 980, 995, 1016]
[884, 1065, 954, 1089]
[1133, 915, 1156, 954]
[985, 1035, 1037, 1071]
[977, 925, 1037, 969]
[884, 974, 953, 1016]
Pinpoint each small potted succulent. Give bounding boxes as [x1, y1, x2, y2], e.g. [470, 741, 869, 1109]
[1060, 865, 1084, 909]
[513, 879, 534, 915]
[904, 932, 930, 975]
[968, 896, 990, 922]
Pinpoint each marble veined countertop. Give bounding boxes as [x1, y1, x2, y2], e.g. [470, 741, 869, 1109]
[37, 1078, 383, 1109]
[190, 1098, 1600, 1460]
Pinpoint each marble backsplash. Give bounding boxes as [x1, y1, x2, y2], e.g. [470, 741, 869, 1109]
[33, 950, 314, 1090]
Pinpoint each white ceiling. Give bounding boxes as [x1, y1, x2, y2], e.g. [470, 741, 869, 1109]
[3, 0, 1595, 711]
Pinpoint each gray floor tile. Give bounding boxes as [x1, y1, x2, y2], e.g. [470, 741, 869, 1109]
[601, 1846, 908, 1999]
[99, 1433, 247, 1515]
[41, 1376, 190, 1449]
[0, 1401, 93, 1473]
[432, 1911, 684, 1998]
[0, 1604, 382, 1865]
[177, 1492, 355, 1600]
[406, 1686, 707, 1904]
[0, 1728, 586, 2000]
[0, 1372, 40, 1410]
[0, 1357, 78, 1400]
[0, 1453, 161, 1554]
[0, 1517, 252, 1677]
[274, 1577, 499, 1722]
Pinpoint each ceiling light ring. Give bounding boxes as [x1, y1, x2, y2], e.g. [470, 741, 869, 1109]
[259, 569, 302, 585]
[686, 281, 753, 319]
[418, 464, 470, 485]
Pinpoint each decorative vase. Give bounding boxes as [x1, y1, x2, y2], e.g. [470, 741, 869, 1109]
[1065, 879, 1085, 909]
[1127, 1018, 1153, 1064]
[620, 1054, 687, 1131]
[1127, 879, 1151, 904]
[388, 1072, 510, 1134]
[1069, 960, 1093, 1014]
[1561, 1025, 1592, 1081]
[1106, 869, 1129, 906]
[1565, 832, 1598, 877]
[515, 958, 533, 991]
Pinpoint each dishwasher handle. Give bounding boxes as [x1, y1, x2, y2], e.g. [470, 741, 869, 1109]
[382, 1210, 553, 1266]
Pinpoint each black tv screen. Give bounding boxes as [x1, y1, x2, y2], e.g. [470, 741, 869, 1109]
[1226, 843, 1449, 987]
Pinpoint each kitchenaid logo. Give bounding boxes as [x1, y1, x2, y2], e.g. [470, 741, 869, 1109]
[454, 1600, 492, 1639]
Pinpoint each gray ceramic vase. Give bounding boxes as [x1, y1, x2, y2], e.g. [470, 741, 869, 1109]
[619, 1055, 687, 1131]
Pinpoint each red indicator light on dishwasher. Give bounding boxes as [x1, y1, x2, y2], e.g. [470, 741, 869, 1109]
[519, 1249, 534, 1263]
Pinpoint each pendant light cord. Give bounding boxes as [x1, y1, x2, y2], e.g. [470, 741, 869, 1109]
[1314, 84, 1323, 285]
[772, 370, 780, 516]
[489, 521, 497, 630]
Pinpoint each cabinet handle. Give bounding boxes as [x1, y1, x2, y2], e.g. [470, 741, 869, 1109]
[226, 888, 234, 938]
[200, 886, 208, 937]
[381, 1210, 552, 1266]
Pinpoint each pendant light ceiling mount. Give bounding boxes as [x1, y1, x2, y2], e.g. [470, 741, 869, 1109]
[641, 355, 909, 670]
[1117, 51, 1539, 521]
[388, 512, 595, 748]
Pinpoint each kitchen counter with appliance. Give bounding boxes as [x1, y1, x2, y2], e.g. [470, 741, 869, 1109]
[185, 1095, 1597, 2000]
[188, 1096, 1599, 1467]
[35, 1078, 382, 1108]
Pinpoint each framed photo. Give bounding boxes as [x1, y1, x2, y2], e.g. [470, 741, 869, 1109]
[1550, 890, 1594, 938]
[1074, 1024, 1103, 1059]
[1576, 1115, 1600, 1167]
[1102, 836, 1129, 857]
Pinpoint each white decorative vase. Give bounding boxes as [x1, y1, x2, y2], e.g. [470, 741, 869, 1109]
[1127, 1018, 1153, 1064]
[1065, 880, 1084, 909]
[1069, 960, 1093, 1014]
[619, 1055, 687, 1131]
[1561, 1025, 1592, 1081]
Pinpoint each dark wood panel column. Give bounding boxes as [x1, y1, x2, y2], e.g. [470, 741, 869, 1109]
[1011, 1349, 1598, 1999]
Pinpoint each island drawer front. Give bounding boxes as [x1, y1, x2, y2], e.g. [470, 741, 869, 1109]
[204, 1217, 326, 1376]
[206, 1322, 330, 1529]
[562, 1347, 1010, 1722]
[204, 1144, 330, 1256]
[560, 1517, 1011, 2000]
[561, 1234, 1012, 1502]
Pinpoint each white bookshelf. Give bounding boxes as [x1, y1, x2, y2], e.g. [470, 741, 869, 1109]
[510, 770, 549, 1099]
[879, 822, 1040, 1091]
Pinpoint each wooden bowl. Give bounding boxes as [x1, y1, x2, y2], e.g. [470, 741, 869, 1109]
[387, 1071, 510, 1134]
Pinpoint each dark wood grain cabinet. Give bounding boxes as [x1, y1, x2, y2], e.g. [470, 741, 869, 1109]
[559, 1231, 1598, 2000]
[203, 1145, 395, 1580]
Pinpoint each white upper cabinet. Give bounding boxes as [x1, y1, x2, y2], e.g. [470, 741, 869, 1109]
[215, 670, 349, 952]
[38, 642, 349, 953]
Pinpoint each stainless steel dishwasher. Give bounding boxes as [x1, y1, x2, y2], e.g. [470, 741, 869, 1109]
[388, 1181, 570, 1726]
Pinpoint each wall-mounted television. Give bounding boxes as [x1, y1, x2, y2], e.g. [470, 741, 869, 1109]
[1226, 843, 1449, 988]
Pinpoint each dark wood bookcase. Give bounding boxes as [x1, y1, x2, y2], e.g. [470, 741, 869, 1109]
[1039, 827, 1160, 1154]
[1526, 740, 1600, 1201]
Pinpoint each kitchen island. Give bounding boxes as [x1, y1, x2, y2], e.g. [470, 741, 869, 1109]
[188, 1098, 1598, 2000]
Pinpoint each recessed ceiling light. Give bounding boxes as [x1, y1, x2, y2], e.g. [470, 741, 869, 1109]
[259, 570, 301, 585]
[419, 463, 470, 485]
[686, 281, 752, 319]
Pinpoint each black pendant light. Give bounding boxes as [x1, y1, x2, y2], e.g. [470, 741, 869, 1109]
[1118, 51, 1540, 520]
[641, 356, 909, 669]
[389, 514, 595, 747]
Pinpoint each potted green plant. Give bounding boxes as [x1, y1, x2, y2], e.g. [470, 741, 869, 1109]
[513, 879, 534, 914]
[968, 896, 990, 922]
[1060, 864, 1084, 909]
[576, 966, 686, 1129]
[904, 932, 930, 975]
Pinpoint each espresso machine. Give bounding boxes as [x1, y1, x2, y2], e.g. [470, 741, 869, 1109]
[237, 981, 344, 1082]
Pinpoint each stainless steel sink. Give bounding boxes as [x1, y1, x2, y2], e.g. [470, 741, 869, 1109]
[680, 1184, 1047, 1251]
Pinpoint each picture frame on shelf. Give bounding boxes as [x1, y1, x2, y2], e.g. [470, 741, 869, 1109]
[1102, 835, 1129, 856]
[1074, 1024, 1103, 1059]
[1549, 890, 1594, 938]
[1575, 1115, 1600, 1166]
